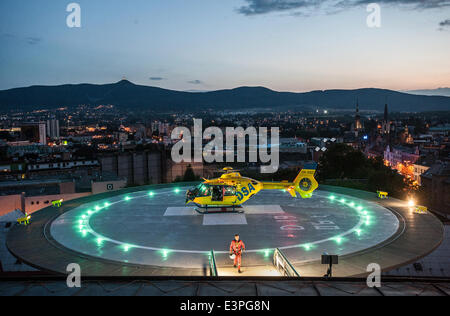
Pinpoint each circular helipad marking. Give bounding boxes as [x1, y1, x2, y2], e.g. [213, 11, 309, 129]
[50, 188, 399, 268]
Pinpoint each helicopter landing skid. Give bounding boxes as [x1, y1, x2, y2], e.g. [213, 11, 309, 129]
[194, 205, 244, 214]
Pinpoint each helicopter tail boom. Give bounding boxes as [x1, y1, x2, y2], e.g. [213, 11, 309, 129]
[261, 163, 318, 198]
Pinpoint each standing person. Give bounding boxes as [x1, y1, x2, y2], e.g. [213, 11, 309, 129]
[229, 234, 245, 273]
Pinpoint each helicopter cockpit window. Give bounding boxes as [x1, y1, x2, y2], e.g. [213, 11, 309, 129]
[197, 184, 210, 196]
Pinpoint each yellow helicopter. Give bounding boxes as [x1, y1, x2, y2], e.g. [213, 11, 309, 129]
[186, 163, 318, 211]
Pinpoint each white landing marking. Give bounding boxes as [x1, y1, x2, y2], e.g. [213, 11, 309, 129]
[203, 213, 248, 226]
[164, 207, 198, 216]
[242, 205, 284, 214]
[164, 205, 284, 216]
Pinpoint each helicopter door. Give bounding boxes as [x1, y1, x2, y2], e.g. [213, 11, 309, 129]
[211, 186, 224, 202]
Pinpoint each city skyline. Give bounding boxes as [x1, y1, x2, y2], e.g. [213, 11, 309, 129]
[0, 0, 449, 92]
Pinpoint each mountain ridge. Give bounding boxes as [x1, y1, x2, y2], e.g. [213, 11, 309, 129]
[0, 80, 449, 112]
[406, 88, 450, 97]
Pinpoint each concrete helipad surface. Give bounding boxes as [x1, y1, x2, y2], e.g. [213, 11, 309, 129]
[6, 184, 444, 277]
[49, 188, 399, 270]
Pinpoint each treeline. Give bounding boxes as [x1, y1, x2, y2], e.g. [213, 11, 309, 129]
[317, 143, 412, 199]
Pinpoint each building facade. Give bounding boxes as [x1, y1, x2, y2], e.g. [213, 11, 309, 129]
[421, 162, 450, 218]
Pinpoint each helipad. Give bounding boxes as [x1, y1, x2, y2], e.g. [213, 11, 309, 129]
[6, 184, 444, 277]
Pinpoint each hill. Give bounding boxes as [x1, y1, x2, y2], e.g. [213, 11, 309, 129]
[0, 80, 449, 112]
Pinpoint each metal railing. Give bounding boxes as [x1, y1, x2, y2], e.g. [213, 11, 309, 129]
[209, 250, 218, 277]
[273, 248, 300, 277]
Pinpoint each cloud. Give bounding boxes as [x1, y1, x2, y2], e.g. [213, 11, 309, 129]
[188, 80, 203, 85]
[349, 0, 450, 10]
[1, 32, 15, 39]
[237, 0, 450, 16]
[238, 0, 319, 15]
[149, 77, 165, 81]
[26, 37, 42, 45]
[438, 18, 450, 30]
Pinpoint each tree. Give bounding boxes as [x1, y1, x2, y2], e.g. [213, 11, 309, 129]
[317, 144, 368, 180]
[318, 144, 410, 198]
[182, 165, 198, 182]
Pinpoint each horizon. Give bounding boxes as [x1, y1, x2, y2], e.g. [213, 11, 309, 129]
[0, 78, 449, 96]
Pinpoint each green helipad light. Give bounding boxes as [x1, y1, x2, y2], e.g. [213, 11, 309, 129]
[340, 198, 346, 203]
[357, 206, 363, 211]
[87, 210, 92, 215]
[303, 244, 311, 251]
[95, 206, 100, 211]
[96, 238, 104, 245]
[82, 229, 87, 237]
[125, 196, 131, 201]
[362, 210, 368, 215]
[162, 249, 170, 258]
[78, 220, 83, 224]
[355, 229, 362, 236]
[104, 202, 110, 207]
[334, 236, 342, 244]
[349, 202, 355, 207]
[329, 195, 335, 200]
[81, 215, 86, 219]
[123, 244, 131, 252]
[264, 249, 270, 257]
[148, 191, 154, 196]
[174, 188, 180, 194]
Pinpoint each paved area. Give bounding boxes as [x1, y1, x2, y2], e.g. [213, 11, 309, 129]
[218, 265, 281, 276]
[290, 186, 444, 277]
[0, 224, 36, 272]
[384, 225, 450, 278]
[49, 188, 398, 269]
[5, 184, 444, 277]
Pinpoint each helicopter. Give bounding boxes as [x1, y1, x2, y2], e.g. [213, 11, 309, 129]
[186, 163, 318, 212]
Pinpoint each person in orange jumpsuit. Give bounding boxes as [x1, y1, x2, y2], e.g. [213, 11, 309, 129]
[229, 234, 246, 273]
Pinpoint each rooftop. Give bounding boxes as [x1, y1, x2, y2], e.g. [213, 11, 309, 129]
[422, 162, 450, 179]
[0, 275, 448, 296]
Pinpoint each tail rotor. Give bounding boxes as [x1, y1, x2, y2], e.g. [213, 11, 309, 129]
[293, 163, 318, 198]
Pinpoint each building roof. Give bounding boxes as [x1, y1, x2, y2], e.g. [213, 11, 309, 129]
[422, 162, 450, 180]
[0, 276, 448, 296]
[0, 210, 25, 223]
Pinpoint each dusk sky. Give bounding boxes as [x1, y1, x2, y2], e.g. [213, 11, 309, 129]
[0, 0, 449, 92]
